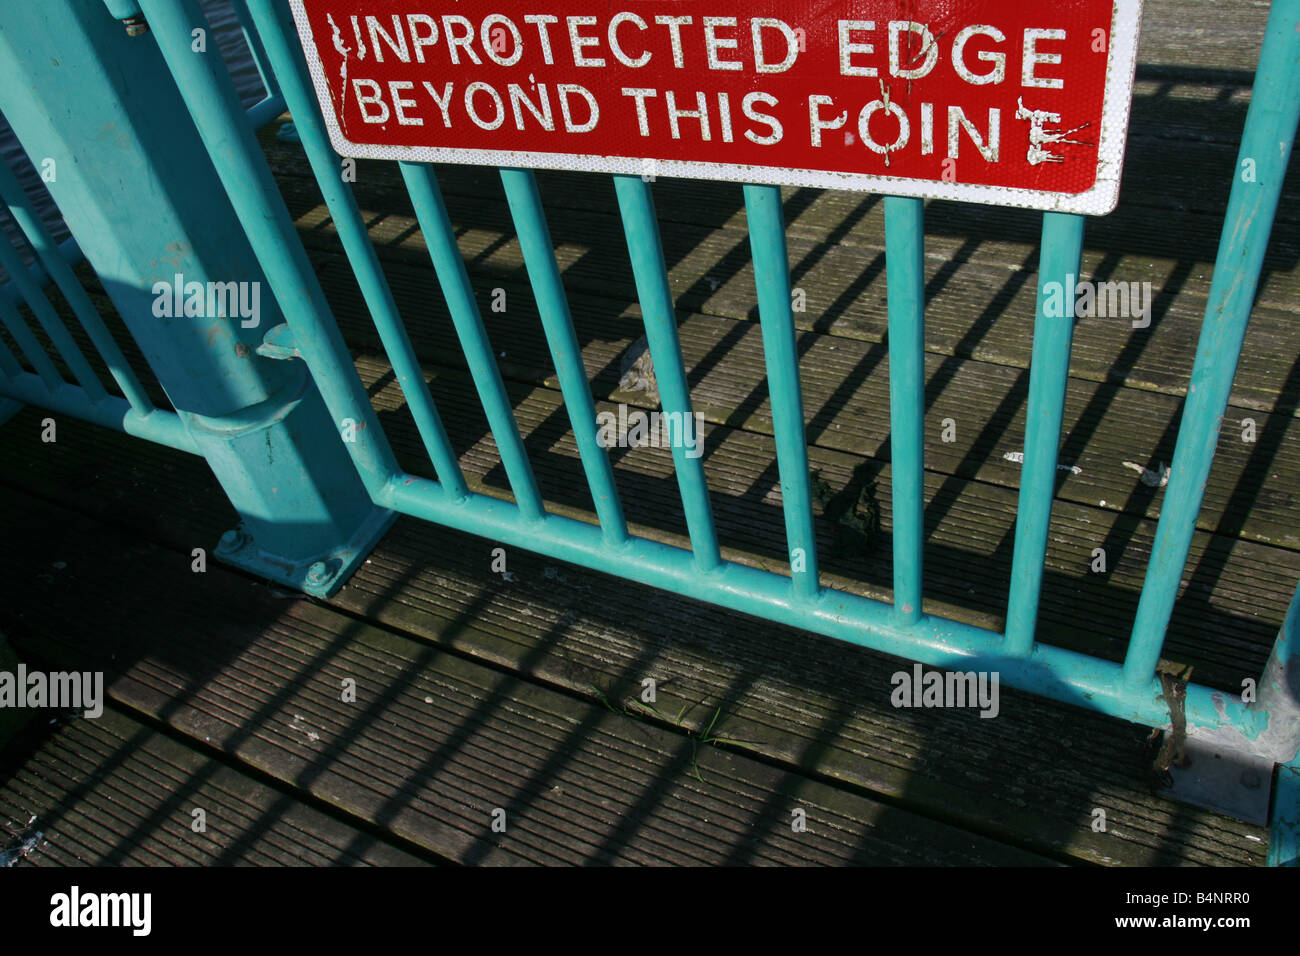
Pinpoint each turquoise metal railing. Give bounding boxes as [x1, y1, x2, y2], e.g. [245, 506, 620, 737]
[614, 174, 721, 572]
[883, 196, 925, 625]
[1, 0, 1297, 861]
[0, 0, 285, 452]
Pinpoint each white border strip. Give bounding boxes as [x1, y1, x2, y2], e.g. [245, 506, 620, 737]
[288, 1, 1142, 215]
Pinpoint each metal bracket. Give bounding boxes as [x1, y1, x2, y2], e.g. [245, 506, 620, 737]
[255, 322, 303, 361]
[213, 503, 396, 599]
[1159, 735, 1274, 826]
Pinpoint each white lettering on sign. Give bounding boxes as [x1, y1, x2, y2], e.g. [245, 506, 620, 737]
[291, 1, 1142, 214]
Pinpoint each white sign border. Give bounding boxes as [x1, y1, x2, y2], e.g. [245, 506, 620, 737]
[287, 1, 1142, 216]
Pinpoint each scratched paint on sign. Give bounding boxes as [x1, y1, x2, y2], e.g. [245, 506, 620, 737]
[289, 1, 1143, 214]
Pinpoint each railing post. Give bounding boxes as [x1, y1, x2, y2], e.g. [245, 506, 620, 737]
[883, 196, 926, 624]
[1123, 0, 1300, 686]
[0, 0, 394, 596]
[744, 183, 820, 601]
[1003, 213, 1085, 656]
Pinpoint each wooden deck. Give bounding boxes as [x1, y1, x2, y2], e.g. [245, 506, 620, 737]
[0, 0, 1296, 866]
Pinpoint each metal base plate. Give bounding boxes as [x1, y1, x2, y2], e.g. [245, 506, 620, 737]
[1160, 734, 1274, 825]
[213, 504, 397, 598]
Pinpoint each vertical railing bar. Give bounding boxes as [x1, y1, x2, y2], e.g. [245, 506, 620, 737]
[1123, 0, 1300, 687]
[400, 161, 545, 521]
[743, 183, 819, 600]
[0, 292, 63, 390]
[140, 0, 401, 500]
[498, 166, 628, 545]
[226, 0, 280, 105]
[0, 160, 154, 413]
[0, 235, 82, 307]
[0, 334, 22, 379]
[612, 174, 721, 571]
[240, 0, 468, 499]
[884, 196, 926, 624]
[1003, 211, 1086, 657]
[0, 227, 106, 402]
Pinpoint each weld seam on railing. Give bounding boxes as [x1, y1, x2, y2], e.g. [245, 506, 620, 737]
[499, 166, 628, 545]
[1003, 212, 1085, 657]
[400, 162, 546, 519]
[0, 220, 105, 403]
[245, 93, 287, 130]
[0, 370, 197, 454]
[240, 0, 468, 501]
[612, 174, 720, 571]
[744, 183, 819, 600]
[378, 472, 1280, 759]
[0, 291, 62, 389]
[883, 196, 926, 624]
[140, 0, 401, 501]
[0, 159, 153, 413]
[1123, 0, 1300, 688]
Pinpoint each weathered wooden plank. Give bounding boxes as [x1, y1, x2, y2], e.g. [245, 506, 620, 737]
[18, 233, 1299, 559]
[18, 470, 1273, 865]
[0, 491, 1059, 866]
[303, 249, 1300, 550]
[0, 405, 1276, 862]
[1136, 0, 1271, 74]
[0, 709, 427, 866]
[272, 176, 1300, 416]
[273, 163, 1299, 317]
[340, 519, 1272, 866]
[3, 346, 1294, 695]
[348, 356, 1296, 687]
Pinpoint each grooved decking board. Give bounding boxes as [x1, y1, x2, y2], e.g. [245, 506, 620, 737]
[1, 471, 1271, 865]
[1, 345, 1295, 693]
[25, 248, 1299, 555]
[285, 149, 1298, 297]
[346, 356, 1296, 690]
[0, 709, 426, 867]
[0, 493, 1060, 866]
[257, 64, 1300, 412]
[271, 171, 1300, 417]
[1135, 0, 1271, 74]
[331, 523, 1273, 867]
[302, 252, 1300, 550]
[0, 414, 1283, 862]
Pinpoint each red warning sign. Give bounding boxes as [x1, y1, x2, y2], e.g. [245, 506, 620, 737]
[289, 1, 1142, 213]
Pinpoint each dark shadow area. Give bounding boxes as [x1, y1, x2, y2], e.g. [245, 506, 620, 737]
[0, 465, 1267, 866]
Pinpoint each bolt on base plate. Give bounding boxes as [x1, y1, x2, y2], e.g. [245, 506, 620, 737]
[212, 505, 396, 598]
